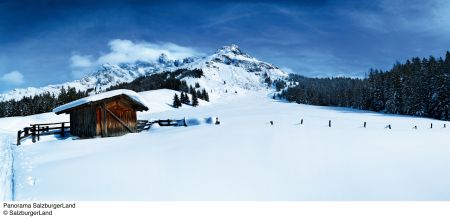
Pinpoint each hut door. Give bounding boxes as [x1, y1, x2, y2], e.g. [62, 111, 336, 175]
[96, 108, 102, 136]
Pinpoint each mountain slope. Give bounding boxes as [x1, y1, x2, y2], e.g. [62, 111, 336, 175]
[0, 45, 287, 101]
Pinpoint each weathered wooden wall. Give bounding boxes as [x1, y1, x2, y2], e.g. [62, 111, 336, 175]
[70, 106, 96, 138]
[104, 106, 137, 137]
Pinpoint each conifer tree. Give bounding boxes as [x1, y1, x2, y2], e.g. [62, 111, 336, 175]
[201, 89, 209, 102]
[181, 92, 190, 105]
[192, 91, 199, 107]
[196, 90, 202, 100]
[172, 93, 181, 108]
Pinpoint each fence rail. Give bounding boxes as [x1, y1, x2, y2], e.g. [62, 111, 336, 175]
[136, 119, 186, 132]
[17, 122, 70, 146]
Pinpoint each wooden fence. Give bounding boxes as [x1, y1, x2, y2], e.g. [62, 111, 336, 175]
[136, 119, 186, 132]
[17, 122, 70, 146]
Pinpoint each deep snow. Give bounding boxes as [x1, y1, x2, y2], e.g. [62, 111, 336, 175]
[0, 89, 449, 201]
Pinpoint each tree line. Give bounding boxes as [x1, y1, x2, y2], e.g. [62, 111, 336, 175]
[108, 68, 210, 107]
[0, 87, 88, 117]
[173, 85, 210, 108]
[0, 68, 209, 117]
[279, 52, 450, 121]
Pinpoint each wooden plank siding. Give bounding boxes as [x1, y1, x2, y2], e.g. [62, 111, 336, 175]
[70, 106, 96, 138]
[58, 94, 147, 138]
[103, 99, 137, 137]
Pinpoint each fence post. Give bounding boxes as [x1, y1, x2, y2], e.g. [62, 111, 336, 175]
[301, 118, 303, 125]
[17, 130, 22, 146]
[328, 120, 331, 127]
[430, 123, 433, 129]
[364, 121, 366, 128]
[37, 125, 40, 141]
[61, 123, 65, 137]
[32, 125, 36, 143]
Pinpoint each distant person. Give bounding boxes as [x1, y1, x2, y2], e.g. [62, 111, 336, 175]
[215, 117, 220, 125]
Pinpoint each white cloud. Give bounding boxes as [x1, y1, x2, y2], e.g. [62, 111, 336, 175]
[69, 39, 202, 78]
[70, 54, 93, 68]
[97, 39, 202, 64]
[1, 70, 24, 85]
[69, 54, 96, 78]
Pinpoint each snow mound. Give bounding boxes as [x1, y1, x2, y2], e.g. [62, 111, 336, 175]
[184, 117, 215, 126]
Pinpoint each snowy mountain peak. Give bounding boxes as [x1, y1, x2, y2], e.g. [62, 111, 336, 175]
[216, 44, 243, 55]
[0, 44, 290, 101]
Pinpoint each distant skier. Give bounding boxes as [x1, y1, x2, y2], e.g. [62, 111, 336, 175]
[270, 121, 274, 125]
[215, 117, 220, 125]
[413, 125, 417, 129]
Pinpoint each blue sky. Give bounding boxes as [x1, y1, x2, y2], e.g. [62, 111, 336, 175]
[1, 0, 450, 92]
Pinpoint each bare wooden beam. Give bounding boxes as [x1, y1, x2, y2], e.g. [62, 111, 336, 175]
[105, 107, 134, 133]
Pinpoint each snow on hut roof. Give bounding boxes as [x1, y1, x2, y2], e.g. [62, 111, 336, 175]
[53, 89, 149, 114]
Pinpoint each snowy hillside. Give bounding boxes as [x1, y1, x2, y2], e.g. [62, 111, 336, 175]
[1, 89, 449, 201]
[0, 45, 287, 101]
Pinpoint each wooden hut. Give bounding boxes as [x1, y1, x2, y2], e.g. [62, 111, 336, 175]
[53, 89, 149, 138]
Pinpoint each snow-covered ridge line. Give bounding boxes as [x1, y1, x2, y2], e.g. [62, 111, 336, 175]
[0, 44, 288, 102]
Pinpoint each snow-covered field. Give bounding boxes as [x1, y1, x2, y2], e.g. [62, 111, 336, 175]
[0, 89, 449, 201]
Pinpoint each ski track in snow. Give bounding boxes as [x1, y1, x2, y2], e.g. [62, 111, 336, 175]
[0, 132, 14, 201]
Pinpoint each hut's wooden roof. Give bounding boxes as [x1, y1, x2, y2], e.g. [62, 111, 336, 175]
[53, 89, 149, 114]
